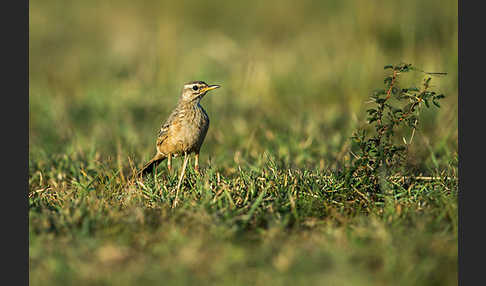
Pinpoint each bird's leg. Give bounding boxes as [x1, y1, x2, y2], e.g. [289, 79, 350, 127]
[173, 151, 189, 208]
[194, 153, 199, 174]
[167, 154, 172, 173]
[153, 162, 159, 178]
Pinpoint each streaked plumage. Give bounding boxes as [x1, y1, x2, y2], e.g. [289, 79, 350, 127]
[139, 81, 220, 176]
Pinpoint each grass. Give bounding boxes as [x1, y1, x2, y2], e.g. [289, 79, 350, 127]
[29, 0, 457, 285]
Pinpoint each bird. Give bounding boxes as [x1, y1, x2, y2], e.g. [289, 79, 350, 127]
[137, 81, 220, 204]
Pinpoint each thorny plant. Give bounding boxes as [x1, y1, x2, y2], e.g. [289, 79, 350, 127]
[347, 63, 446, 196]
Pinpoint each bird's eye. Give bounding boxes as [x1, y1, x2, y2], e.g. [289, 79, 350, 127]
[193, 85, 199, 91]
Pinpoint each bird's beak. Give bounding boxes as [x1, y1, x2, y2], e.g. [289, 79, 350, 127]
[202, 85, 221, 93]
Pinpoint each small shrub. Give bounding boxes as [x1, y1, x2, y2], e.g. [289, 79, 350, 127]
[347, 63, 446, 196]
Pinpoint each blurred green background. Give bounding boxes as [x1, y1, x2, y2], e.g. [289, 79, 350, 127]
[29, 0, 457, 172]
[29, 1, 458, 285]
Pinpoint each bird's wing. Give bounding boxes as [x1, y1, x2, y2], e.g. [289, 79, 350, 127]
[156, 107, 179, 146]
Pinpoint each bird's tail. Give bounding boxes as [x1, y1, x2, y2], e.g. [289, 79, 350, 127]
[137, 154, 167, 177]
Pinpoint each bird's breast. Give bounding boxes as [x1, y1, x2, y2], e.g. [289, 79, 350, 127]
[170, 105, 209, 151]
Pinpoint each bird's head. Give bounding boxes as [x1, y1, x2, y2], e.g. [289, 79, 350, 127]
[181, 81, 220, 102]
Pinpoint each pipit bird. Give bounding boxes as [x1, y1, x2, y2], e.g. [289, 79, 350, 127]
[138, 81, 220, 199]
